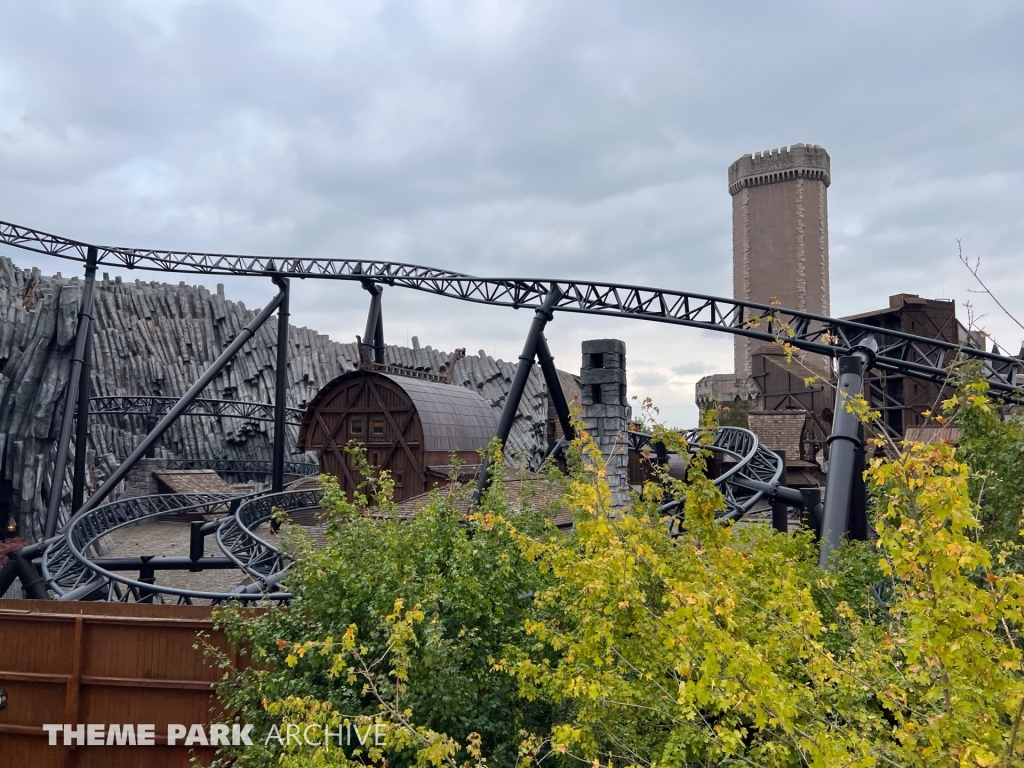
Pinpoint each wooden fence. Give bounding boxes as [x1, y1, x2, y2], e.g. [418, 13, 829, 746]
[0, 599, 237, 767]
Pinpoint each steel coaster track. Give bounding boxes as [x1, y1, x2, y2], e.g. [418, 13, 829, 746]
[87, 395, 306, 425]
[632, 426, 784, 533]
[158, 458, 319, 477]
[41, 491, 291, 604]
[35, 427, 769, 603]
[2, 218, 1021, 397]
[216, 488, 323, 582]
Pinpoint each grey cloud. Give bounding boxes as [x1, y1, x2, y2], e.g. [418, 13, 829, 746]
[0, 0, 1022, 427]
[671, 361, 710, 377]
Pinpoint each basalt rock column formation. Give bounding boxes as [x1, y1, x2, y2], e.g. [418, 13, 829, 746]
[0, 257, 549, 542]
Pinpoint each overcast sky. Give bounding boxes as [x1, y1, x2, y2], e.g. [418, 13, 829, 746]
[1, 1, 1021, 426]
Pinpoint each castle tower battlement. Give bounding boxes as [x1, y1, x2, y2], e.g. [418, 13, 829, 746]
[729, 143, 831, 376]
[728, 144, 831, 196]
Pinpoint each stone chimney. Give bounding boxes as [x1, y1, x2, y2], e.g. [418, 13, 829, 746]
[580, 339, 630, 507]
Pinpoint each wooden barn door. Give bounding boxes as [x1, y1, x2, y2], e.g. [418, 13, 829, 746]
[311, 374, 426, 501]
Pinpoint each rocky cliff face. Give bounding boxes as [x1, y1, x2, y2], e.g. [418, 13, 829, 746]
[0, 256, 548, 542]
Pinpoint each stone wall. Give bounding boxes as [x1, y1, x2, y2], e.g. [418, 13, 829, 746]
[580, 339, 630, 508]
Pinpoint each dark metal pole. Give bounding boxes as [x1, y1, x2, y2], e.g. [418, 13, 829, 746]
[144, 398, 161, 459]
[848, 423, 870, 541]
[74, 289, 286, 519]
[0, 557, 19, 596]
[536, 333, 575, 443]
[374, 301, 385, 364]
[475, 286, 563, 502]
[819, 337, 877, 568]
[361, 283, 382, 363]
[138, 556, 155, 603]
[189, 521, 206, 571]
[70, 330, 93, 513]
[12, 550, 49, 600]
[801, 487, 823, 541]
[45, 247, 98, 537]
[272, 277, 290, 494]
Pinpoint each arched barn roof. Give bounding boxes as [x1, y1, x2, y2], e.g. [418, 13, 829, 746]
[296, 370, 498, 453]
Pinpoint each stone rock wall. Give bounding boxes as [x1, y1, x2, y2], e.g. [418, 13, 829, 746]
[580, 339, 630, 508]
[0, 256, 549, 542]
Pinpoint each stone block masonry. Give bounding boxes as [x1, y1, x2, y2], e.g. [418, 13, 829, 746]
[729, 143, 831, 377]
[580, 339, 630, 508]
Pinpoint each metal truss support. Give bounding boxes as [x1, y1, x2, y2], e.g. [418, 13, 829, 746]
[361, 282, 385, 364]
[3, 218, 1024, 398]
[73, 286, 287, 518]
[272, 277, 290, 493]
[475, 287, 563, 502]
[71, 330, 93, 513]
[819, 337, 877, 569]
[45, 246, 98, 537]
[536, 334, 575, 444]
[88, 395, 305, 424]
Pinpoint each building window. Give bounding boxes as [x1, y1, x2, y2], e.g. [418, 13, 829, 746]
[372, 420, 384, 435]
[370, 451, 380, 467]
[350, 419, 363, 435]
[591, 384, 602, 405]
[394, 472, 404, 486]
[591, 352, 604, 368]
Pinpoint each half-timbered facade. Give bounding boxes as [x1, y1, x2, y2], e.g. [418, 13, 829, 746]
[296, 370, 498, 501]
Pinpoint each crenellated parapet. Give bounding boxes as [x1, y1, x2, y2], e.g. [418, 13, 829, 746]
[728, 143, 831, 196]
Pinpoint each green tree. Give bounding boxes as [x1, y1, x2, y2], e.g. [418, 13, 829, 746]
[497, 411, 1024, 766]
[212, 397, 1024, 766]
[209, 445, 559, 767]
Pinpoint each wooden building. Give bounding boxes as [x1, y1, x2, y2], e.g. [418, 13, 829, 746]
[296, 370, 498, 502]
[843, 294, 985, 437]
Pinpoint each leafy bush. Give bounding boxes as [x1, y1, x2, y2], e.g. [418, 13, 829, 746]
[209, 447, 559, 767]
[211, 396, 1024, 767]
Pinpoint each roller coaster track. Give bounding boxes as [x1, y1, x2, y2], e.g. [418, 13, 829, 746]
[216, 487, 322, 582]
[35, 485, 320, 604]
[40, 492, 258, 603]
[2, 218, 1021, 397]
[159, 458, 318, 477]
[38, 485, 325, 604]
[2, 217, 1018, 601]
[631, 426, 784, 534]
[32, 426, 775, 603]
[87, 395, 306, 425]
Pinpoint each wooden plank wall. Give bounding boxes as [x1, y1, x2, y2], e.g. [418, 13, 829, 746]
[0, 599, 236, 767]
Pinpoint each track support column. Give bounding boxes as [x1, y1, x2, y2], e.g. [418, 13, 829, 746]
[74, 287, 287, 518]
[46, 247, 98, 537]
[361, 282, 385, 364]
[71, 327, 93, 513]
[272, 277, 290, 493]
[819, 336, 877, 569]
[536, 334, 575, 443]
[475, 286, 563, 502]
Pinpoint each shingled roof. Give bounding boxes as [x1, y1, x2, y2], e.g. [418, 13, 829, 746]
[152, 469, 235, 495]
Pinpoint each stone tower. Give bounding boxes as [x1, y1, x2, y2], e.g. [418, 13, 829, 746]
[729, 144, 831, 376]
